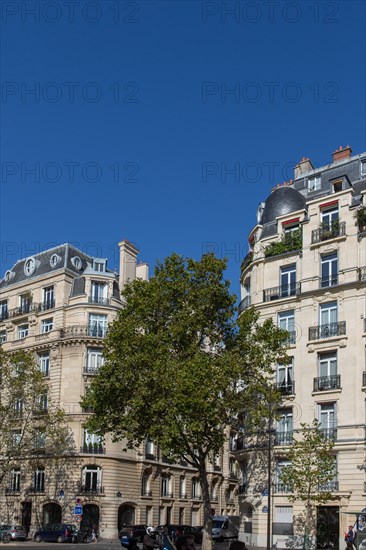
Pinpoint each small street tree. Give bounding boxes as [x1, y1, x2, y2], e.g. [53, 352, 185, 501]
[0, 348, 77, 526]
[278, 420, 336, 549]
[82, 252, 288, 550]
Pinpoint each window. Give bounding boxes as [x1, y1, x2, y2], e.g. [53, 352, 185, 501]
[145, 439, 155, 459]
[12, 430, 21, 446]
[50, 254, 61, 268]
[229, 458, 237, 477]
[192, 478, 201, 499]
[10, 468, 21, 493]
[273, 506, 293, 535]
[0, 330, 7, 343]
[321, 253, 338, 287]
[41, 318, 53, 333]
[34, 429, 46, 450]
[275, 460, 292, 492]
[19, 294, 31, 314]
[320, 301, 338, 327]
[37, 393, 48, 413]
[318, 352, 337, 378]
[278, 310, 295, 344]
[213, 453, 221, 470]
[229, 432, 236, 451]
[361, 160, 366, 176]
[332, 180, 343, 193]
[179, 476, 186, 498]
[38, 352, 50, 376]
[277, 359, 294, 394]
[33, 467, 45, 492]
[14, 398, 23, 415]
[17, 324, 29, 339]
[83, 430, 103, 453]
[319, 456, 338, 490]
[24, 257, 36, 276]
[42, 286, 54, 310]
[321, 206, 339, 227]
[0, 300, 8, 321]
[227, 486, 234, 502]
[276, 409, 293, 445]
[141, 472, 151, 496]
[319, 403, 337, 439]
[93, 259, 106, 272]
[86, 348, 104, 373]
[90, 282, 108, 304]
[161, 474, 172, 497]
[88, 314, 107, 337]
[82, 465, 102, 493]
[280, 265, 297, 297]
[284, 223, 300, 235]
[308, 176, 321, 191]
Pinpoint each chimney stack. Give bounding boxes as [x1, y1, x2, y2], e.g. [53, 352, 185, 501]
[118, 240, 139, 290]
[332, 145, 352, 163]
[294, 157, 314, 179]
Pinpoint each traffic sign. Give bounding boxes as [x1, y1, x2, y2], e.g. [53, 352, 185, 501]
[262, 506, 268, 513]
[74, 505, 83, 515]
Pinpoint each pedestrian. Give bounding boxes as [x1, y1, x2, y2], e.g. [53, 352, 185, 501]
[91, 524, 98, 543]
[143, 526, 157, 550]
[175, 535, 196, 550]
[345, 525, 356, 550]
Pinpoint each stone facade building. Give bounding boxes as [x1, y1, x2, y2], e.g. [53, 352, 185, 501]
[0, 240, 239, 538]
[236, 146, 366, 549]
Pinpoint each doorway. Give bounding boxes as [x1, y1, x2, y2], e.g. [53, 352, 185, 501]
[118, 505, 135, 532]
[43, 502, 62, 525]
[80, 504, 100, 534]
[317, 506, 339, 550]
[21, 502, 32, 535]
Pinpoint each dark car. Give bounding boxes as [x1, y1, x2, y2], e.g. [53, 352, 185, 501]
[119, 527, 140, 550]
[157, 525, 202, 543]
[119, 525, 147, 543]
[33, 523, 77, 543]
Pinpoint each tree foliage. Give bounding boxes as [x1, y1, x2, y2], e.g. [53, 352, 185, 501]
[82, 253, 289, 548]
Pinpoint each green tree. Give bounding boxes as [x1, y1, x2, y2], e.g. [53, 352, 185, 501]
[82, 253, 288, 549]
[278, 420, 336, 549]
[0, 348, 76, 524]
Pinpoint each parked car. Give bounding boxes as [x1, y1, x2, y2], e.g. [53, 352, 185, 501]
[157, 525, 203, 543]
[119, 527, 139, 550]
[0, 525, 12, 543]
[33, 523, 78, 543]
[0, 524, 27, 541]
[119, 525, 147, 543]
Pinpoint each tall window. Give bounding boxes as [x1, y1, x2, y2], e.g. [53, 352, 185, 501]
[277, 359, 294, 394]
[141, 472, 151, 496]
[280, 265, 296, 297]
[14, 398, 23, 415]
[10, 468, 21, 492]
[276, 409, 293, 445]
[318, 352, 337, 378]
[179, 476, 186, 498]
[161, 474, 172, 497]
[90, 282, 108, 304]
[33, 467, 45, 492]
[0, 300, 8, 321]
[38, 352, 50, 376]
[12, 430, 21, 446]
[321, 253, 338, 287]
[17, 324, 29, 339]
[308, 175, 321, 191]
[145, 439, 155, 459]
[319, 403, 336, 439]
[278, 310, 295, 344]
[86, 348, 104, 373]
[83, 430, 103, 453]
[192, 478, 201, 499]
[34, 429, 46, 450]
[361, 160, 366, 176]
[41, 318, 53, 333]
[321, 206, 339, 227]
[0, 330, 6, 343]
[82, 465, 102, 493]
[88, 314, 107, 337]
[37, 393, 48, 413]
[19, 293, 31, 313]
[42, 286, 55, 310]
[320, 301, 338, 327]
[275, 460, 291, 492]
[229, 458, 237, 477]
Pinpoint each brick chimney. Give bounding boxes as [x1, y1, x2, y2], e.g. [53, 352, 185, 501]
[118, 240, 139, 289]
[332, 145, 352, 163]
[294, 157, 314, 179]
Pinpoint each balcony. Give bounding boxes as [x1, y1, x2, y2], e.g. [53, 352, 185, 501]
[179, 492, 187, 499]
[180, 459, 188, 467]
[9, 303, 39, 319]
[145, 453, 156, 460]
[264, 229, 302, 259]
[88, 296, 110, 305]
[5, 487, 20, 495]
[28, 486, 45, 494]
[83, 366, 99, 375]
[359, 267, 366, 282]
[273, 483, 292, 493]
[264, 283, 301, 302]
[38, 299, 55, 311]
[81, 443, 105, 454]
[226, 498, 234, 504]
[60, 325, 107, 339]
[320, 428, 337, 440]
[313, 375, 341, 392]
[238, 296, 251, 314]
[235, 438, 244, 451]
[275, 431, 293, 446]
[277, 381, 295, 396]
[309, 321, 346, 340]
[311, 221, 346, 244]
[320, 275, 338, 288]
[0, 310, 9, 322]
[213, 465, 221, 471]
[191, 493, 202, 500]
[161, 491, 173, 498]
[319, 481, 339, 491]
[141, 489, 152, 497]
[77, 484, 104, 495]
[241, 252, 254, 272]
[229, 471, 238, 479]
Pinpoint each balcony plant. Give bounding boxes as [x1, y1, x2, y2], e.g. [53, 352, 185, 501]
[356, 207, 366, 232]
[264, 228, 302, 258]
[240, 251, 253, 271]
[320, 219, 340, 239]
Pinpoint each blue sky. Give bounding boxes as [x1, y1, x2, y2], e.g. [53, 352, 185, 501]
[1, 0, 365, 298]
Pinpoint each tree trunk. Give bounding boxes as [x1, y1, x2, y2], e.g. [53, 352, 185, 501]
[199, 467, 213, 550]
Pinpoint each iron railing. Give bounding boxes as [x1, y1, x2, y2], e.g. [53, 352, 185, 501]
[311, 221, 346, 244]
[273, 483, 292, 493]
[238, 296, 251, 314]
[263, 283, 301, 302]
[309, 321, 346, 340]
[141, 490, 152, 497]
[238, 483, 247, 496]
[320, 275, 338, 288]
[60, 325, 107, 338]
[38, 299, 55, 311]
[9, 303, 39, 318]
[88, 296, 110, 305]
[320, 428, 337, 440]
[161, 491, 173, 498]
[275, 431, 293, 446]
[313, 375, 341, 392]
[319, 481, 339, 491]
[179, 492, 187, 499]
[277, 381, 295, 395]
[80, 443, 105, 454]
[241, 253, 254, 272]
[83, 366, 99, 375]
[77, 484, 104, 495]
[5, 487, 20, 494]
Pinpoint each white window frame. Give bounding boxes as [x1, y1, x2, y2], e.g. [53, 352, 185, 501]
[321, 253, 338, 287]
[308, 176, 321, 191]
[88, 314, 107, 337]
[0, 330, 7, 343]
[146, 439, 155, 458]
[361, 159, 366, 176]
[86, 348, 104, 373]
[82, 465, 102, 492]
[318, 403, 337, 433]
[10, 468, 21, 492]
[192, 478, 201, 499]
[179, 476, 186, 498]
[319, 301, 338, 326]
[17, 324, 29, 339]
[41, 318, 53, 333]
[318, 352, 337, 378]
[280, 265, 297, 297]
[42, 286, 54, 308]
[321, 206, 339, 226]
[161, 474, 172, 497]
[277, 359, 294, 388]
[33, 467, 45, 492]
[38, 352, 50, 376]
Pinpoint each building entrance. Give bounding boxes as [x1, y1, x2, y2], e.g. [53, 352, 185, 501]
[317, 506, 339, 550]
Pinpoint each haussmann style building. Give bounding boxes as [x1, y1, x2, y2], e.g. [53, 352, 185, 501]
[236, 146, 366, 549]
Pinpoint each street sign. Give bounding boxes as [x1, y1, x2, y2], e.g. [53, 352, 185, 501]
[74, 505, 83, 515]
[262, 506, 268, 513]
[262, 488, 268, 496]
[75, 515, 81, 523]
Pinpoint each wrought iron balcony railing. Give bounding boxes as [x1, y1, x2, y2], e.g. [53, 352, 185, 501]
[319, 481, 339, 491]
[313, 375, 341, 392]
[320, 428, 337, 440]
[309, 321, 346, 340]
[273, 483, 292, 493]
[77, 484, 104, 495]
[141, 490, 152, 497]
[179, 492, 187, 499]
[311, 221, 346, 244]
[229, 471, 238, 479]
[264, 283, 301, 302]
[277, 381, 295, 395]
[5, 487, 20, 494]
[38, 299, 55, 311]
[241, 253, 254, 272]
[161, 491, 173, 498]
[238, 296, 251, 314]
[191, 493, 202, 500]
[145, 453, 156, 460]
[83, 366, 99, 375]
[81, 443, 105, 454]
[88, 296, 110, 305]
[320, 275, 338, 288]
[275, 431, 293, 446]
[0, 310, 9, 322]
[60, 325, 107, 338]
[9, 303, 39, 318]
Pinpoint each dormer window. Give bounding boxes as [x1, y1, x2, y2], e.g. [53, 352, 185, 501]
[24, 257, 36, 276]
[361, 159, 366, 177]
[71, 256, 82, 270]
[93, 259, 106, 272]
[332, 179, 343, 193]
[308, 175, 321, 192]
